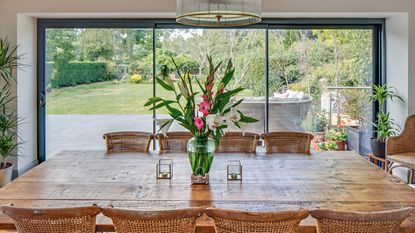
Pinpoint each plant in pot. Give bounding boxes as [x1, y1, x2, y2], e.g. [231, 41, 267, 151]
[145, 56, 257, 184]
[0, 38, 21, 187]
[369, 84, 404, 158]
[324, 128, 347, 151]
[343, 89, 372, 155]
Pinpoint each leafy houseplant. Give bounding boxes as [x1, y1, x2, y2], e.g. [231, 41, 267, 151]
[0, 38, 21, 186]
[145, 56, 257, 184]
[369, 84, 404, 158]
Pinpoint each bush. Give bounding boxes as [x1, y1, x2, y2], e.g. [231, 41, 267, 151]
[52, 61, 116, 88]
[130, 74, 143, 84]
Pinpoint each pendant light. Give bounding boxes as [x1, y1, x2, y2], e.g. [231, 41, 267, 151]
[176, 0, 262, 27]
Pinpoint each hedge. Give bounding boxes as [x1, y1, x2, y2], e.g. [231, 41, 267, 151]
[52, 61, 116, 88]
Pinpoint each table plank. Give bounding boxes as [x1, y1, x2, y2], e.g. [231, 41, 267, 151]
[0, 150, 414, 233]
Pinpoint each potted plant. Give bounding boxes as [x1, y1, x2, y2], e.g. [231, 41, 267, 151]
[369, 84, 404, 158]
[324, 128, 347, 151]
[0, 38, 21, 187]
[145, 56, 257, 184]
[343, 89, 372, 155]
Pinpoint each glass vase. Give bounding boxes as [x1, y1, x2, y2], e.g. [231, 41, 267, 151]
[187, 136, 215, 184]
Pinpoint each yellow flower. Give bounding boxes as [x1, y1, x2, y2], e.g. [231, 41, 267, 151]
[130, 74, 142, 84]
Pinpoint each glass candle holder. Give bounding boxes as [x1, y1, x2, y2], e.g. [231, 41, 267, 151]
[227, 160, 242, 180]
[156, 159, 173, 179]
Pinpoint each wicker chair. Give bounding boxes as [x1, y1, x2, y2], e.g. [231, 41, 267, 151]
[0, 205, 101, 233]
[101, 207, 204, 233]
[216, 132, 261, 153]
[310, 207, 413, 233]
[157, 132, 193, 153]
[205, 208, 309, 233]
[103, 131, 153, 153]
[262, 132, 314, 155]
[386, 114, 415, 184]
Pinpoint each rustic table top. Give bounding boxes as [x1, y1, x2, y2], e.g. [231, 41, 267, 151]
[0, 150, 414, 233]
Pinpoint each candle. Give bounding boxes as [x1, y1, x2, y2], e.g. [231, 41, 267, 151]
[160, 172, 170, 178]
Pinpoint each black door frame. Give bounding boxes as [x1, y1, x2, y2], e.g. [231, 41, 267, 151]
[37, 18, 385, 162]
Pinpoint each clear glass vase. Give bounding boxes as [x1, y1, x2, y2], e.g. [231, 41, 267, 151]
[187, 136, 215, 184]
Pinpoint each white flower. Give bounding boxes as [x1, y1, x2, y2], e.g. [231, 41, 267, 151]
[206, 114, 224, 131]
[226, 107, 241, 123]
[195, 96, 203, 105]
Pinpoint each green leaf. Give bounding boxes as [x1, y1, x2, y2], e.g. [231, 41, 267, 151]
[216, 87, 244, 100]
[222, 99, 244, 114]
[238, 110, 259, 123]
[144, 97, 163, 107]
[220, 68, 235, 87]
[195, 78, 205, 93]
[149, 100, 176, 110]
[165, 102, 183, 119]
[156, 77, 175, 91]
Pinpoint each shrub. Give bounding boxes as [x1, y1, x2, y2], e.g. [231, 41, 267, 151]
[52, 61, 116, 88]
[130, 74, 142, 84]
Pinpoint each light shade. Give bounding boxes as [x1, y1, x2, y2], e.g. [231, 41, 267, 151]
[176, 0, 262, 27]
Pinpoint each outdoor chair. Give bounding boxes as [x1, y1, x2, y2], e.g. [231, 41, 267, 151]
[101, 207, 204, 233]
[215, 132, 260, 153]
[0, 205, 101, 233]
[310, 207, 413, 233]
[262, 132, 314, 155]
[157, 131, 193, 153]
[103, 131, 153, 153]
[386, 114, 415, 184]
[205, 208, 309, 233]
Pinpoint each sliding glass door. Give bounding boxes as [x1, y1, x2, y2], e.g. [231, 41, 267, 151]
[154, 28, 266, 133]
[38, 19, 383, 161]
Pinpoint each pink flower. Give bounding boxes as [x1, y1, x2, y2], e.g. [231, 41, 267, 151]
[194, 117, 204, 130]
[198, 101, 211, 117]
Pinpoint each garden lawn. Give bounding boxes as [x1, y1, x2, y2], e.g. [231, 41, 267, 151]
[46, 81, 253, 114]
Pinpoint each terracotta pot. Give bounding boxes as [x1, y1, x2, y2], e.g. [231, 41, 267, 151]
[336, 141, 347, 151]
[0, 163, 13, 187]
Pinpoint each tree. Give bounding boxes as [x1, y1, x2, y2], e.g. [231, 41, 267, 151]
[79, 29, 114, 61]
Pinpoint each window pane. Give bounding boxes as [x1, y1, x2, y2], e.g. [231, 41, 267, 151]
[45, 28, 153, 158]
[155, 28, 266, 134]
[268, 29, 373, 135]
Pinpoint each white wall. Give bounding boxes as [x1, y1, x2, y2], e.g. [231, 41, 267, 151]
[0, 0, 414, 172]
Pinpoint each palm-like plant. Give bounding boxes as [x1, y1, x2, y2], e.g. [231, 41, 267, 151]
[0, 38, 21, 169]
[369, 84, 404, 109]
[369, 84, 404, 142]
[0, 39, 21, 84]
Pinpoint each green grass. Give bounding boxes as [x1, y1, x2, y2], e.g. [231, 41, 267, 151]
[46, 81, 253, 114]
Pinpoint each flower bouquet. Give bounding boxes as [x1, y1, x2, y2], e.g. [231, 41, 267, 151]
[145, 56, 257, 184]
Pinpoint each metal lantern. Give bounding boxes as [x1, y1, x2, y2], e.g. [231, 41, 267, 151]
[176, 0, 262, 27]
[156, 159, 173, 179]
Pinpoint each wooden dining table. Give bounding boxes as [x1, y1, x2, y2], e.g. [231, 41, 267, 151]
[0, 150, 414, 233]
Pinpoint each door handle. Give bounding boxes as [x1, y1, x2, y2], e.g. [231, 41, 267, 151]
[38, 91, 46, 108]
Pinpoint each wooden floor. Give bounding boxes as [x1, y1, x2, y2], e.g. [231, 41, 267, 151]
[0, 150, 414, 232]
